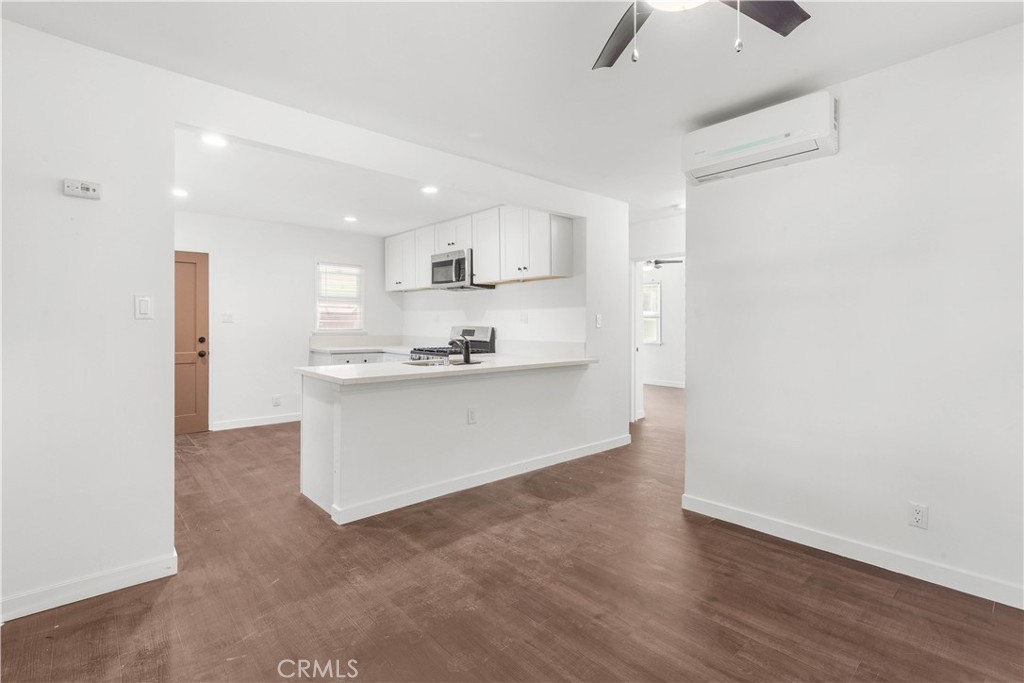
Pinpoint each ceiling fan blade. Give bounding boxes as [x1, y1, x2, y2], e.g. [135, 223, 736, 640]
[593, 2, 655, 70]
[718, 0, 810, 37]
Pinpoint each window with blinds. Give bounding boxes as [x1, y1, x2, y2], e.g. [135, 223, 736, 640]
[642, 282, 662, 344]
[315, 262, 364, 332]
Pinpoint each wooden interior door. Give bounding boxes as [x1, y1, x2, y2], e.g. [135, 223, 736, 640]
[175, 251, 209, 434]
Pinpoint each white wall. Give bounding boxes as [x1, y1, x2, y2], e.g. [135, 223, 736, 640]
[630, 214, 686, 260]
[683, 25, 1023, 607]
[642, 263, 685, 388]
[401, 221, 586, 351]
[2, 22, 179, 618]
[1, 21, 631, 620]
[174, 211, 402, 429]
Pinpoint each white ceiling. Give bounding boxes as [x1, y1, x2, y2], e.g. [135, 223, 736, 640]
[5, 2, 1022, 225]
[174, 126, 497, 236]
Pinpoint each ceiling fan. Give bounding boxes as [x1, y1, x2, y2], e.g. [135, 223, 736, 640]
[643, 258, 684, 270]
[593, 0, 810, 69]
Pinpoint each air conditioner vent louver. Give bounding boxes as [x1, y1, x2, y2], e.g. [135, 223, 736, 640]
[683, 91, 839, 184]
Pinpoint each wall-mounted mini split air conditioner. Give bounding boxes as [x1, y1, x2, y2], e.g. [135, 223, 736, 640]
[682, 91, 838, 184]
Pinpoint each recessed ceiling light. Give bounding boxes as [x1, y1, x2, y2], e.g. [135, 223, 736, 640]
[172, 188, 189, 198]
[343, 216, 358, 223]
[201, 133, 228, 148]
[420, 185, 439, 195]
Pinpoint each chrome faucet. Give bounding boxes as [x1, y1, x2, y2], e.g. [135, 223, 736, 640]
[450, 335, 472, 364]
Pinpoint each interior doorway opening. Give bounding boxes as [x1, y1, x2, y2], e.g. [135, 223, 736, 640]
[630, 254, 685, 422]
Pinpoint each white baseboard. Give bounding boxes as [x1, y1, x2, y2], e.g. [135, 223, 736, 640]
[210, 413, 301, 431]
[2, 551, 179, 622]
[332, 434, 632, 524]
[644, 379, 685, 389]
[681, 494, 1023, 609]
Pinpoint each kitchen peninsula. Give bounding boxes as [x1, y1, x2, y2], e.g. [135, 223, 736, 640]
[297, 355, 602, 524]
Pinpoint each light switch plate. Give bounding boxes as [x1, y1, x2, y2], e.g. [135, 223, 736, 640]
[134, 295, 153, 320]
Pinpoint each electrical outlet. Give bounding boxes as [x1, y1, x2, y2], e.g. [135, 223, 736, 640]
[272, 394, 282, 407]
[520, 310, 529, 324]
[908, 502, 929, 529]
[466, 407, 477, 425]
[595, 313, 603, 328]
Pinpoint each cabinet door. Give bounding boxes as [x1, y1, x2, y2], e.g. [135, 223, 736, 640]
[384, 235, 405, 291]
[435, 216, 473, 252]
[526, 209, 551, 279]
[400, 231, 417, 290]
[415, 225, 436, 289]
[361, 353, 382, 363]
[499, 206, 526, 281]
[449, 215, 473, 251]
[330, 353, 365, 364]
[471, 208, 501, 283]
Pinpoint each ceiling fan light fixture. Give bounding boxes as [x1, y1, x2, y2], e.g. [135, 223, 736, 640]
[647, 0, 711, 11]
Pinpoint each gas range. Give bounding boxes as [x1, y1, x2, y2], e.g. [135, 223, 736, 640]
[410, 326, 496, 360]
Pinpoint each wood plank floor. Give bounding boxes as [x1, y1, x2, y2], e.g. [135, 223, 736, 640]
[3, 386, 1021, 682]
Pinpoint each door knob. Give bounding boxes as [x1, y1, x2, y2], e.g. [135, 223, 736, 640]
[198, 350, 207, 358]
[198, 336, 206, 343]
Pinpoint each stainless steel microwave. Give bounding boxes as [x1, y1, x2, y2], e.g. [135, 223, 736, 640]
[431, 249, 494, 291]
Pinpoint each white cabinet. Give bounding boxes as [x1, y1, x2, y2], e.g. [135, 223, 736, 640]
[471, 207, 501, 284]
[385, 231, 417, 291]
[435, 215, 473, 252]
[382, 352, 408, 363]
[414, 225, 436, 289]
[499, 206, 526, 281]
[310, 351, 386, 366]
[499, 207, 572, 282]
[388, 205, 572, 290]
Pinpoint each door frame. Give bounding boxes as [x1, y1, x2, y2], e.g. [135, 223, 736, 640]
[631, 251, 686, 422]
[174, 250, 210, 434]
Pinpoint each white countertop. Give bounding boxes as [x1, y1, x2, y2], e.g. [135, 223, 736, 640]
[297, 355, 597, 386]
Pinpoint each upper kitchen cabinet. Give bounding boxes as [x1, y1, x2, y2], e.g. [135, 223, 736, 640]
[471, 208, 501, 284]
[384, 231, 417, 291]
[435, 215, 473, 252]
[414, 225, 436, 289]
[500, 207, 573, 282]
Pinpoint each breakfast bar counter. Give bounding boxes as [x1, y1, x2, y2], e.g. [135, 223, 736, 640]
[296, 355, 622, 525]
[296, 355, 596, 386]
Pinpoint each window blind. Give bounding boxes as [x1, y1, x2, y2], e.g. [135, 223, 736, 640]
[642, 282, 662, 344]
[315, 263, 363, 331]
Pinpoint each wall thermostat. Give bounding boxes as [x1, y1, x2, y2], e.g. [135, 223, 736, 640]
[63, 178, 103, 200]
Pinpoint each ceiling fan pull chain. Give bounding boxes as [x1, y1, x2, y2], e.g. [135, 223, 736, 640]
[631, 1, 640, 62]
[734, 0, 744, 52]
